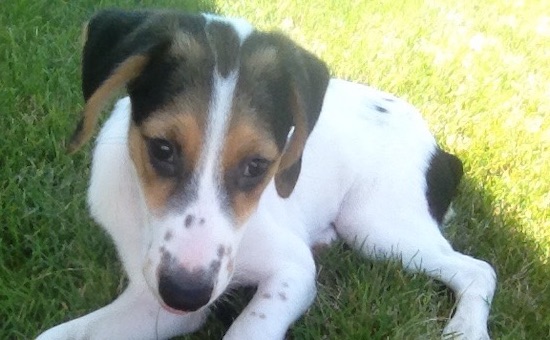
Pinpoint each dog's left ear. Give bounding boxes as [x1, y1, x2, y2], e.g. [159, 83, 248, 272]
[274, 38, 330, 198]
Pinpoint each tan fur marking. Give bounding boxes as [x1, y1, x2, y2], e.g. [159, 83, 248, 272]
[170, 31, 204, 62]
[141, 111, 204, 165]
[278, 291, 287, 301]
[69, 55, 149, 153]
[245, 46, 278, 77]
[274, 89, 309, 197]
[277, 90, 308, 171]
[128, 125, 173, 212]
[129, 110, 204, 214]
[222, 121, 278, 171]
[222, 118, 280, 224]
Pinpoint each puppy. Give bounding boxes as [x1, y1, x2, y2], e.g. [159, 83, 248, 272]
[37, 9, 496, 340]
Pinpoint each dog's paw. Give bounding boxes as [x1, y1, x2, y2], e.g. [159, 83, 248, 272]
[442, 317, 490, 340]
[36, 322, 82, 340]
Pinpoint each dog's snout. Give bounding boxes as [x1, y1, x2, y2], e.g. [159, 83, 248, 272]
[158, 269, 213, 312]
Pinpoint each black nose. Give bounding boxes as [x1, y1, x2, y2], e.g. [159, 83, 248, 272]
[158, 269, 213, 312]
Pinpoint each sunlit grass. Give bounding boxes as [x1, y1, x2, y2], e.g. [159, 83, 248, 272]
[1, 0, 548, 338]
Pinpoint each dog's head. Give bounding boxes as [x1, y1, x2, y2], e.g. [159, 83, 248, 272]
[72, 10, 329, 313]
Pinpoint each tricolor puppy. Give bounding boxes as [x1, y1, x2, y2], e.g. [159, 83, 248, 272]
[37, 9, 496, 340]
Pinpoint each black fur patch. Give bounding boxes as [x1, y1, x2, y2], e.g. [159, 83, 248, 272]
[81, 10, 214, 124]
[237, 31, 330, 150]
[206, 21, 241, 78]
[82, 9, 152, 100]
[425, 148, 464, 224]
[128, 49, 214, 125]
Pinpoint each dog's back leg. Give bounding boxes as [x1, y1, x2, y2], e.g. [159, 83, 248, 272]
[37, 99, 207, 339]
[335, 183, 496, 339]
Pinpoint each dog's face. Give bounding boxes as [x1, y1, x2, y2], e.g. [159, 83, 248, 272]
[71, 10, 329, 313]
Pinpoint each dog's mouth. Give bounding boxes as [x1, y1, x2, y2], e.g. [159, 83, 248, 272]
[159, 302, 190, 315]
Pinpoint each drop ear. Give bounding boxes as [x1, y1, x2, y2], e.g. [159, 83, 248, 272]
[273, 38, 330, 198]
[81, 10, 155, 101]
[68, 10, 169, 153]
[68, 54, 149, 153]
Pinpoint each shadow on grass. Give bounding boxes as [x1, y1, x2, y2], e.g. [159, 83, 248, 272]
[291, 175, 550, 339]
[448, 177, 550, 338]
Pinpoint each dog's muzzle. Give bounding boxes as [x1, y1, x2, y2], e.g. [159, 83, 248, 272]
[156, 249, 222, 312]
[158, 267, 214, 312]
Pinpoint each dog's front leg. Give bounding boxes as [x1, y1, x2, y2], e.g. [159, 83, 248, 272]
[36, 283, 207, 340]
[224, 223, 316, 340]
[37, 100, 208, 339]
[224, 266, 316, 340]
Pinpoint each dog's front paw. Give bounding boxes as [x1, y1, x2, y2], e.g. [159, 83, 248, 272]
[36, 321, 83, 340]
[442, 317, 490, 340]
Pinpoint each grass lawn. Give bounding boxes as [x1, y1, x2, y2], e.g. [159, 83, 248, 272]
[1, 0, 548, 338]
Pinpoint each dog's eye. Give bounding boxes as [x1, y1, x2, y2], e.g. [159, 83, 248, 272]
[243, 158, 269, 178]
[149, 138, 174, 161]
[147, 138, 177, 177]
[232, 157, 272, 192]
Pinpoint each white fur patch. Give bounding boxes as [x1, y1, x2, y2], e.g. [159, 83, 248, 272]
[196, 70, 239, 205]
[202, 13, 254, 43]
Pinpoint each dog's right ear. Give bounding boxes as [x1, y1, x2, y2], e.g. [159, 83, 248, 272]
[69, 10, 168, 153]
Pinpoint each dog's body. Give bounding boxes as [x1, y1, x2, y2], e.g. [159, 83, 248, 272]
[38, 10, 496, 340]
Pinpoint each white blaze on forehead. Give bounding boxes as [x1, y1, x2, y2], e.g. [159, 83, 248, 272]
[202, 13, 254, 42]
[199, 70, 239, 190]
[192, 16, 253, 213]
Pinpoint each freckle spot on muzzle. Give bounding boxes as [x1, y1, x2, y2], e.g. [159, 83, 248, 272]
[184, 214, 195, 228]
[278, 291, 287, 301]
[217, 244, 225, 258]
[210, 260, 221, 272]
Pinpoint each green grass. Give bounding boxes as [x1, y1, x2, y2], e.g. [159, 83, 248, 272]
[1, 0, 548, 338]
